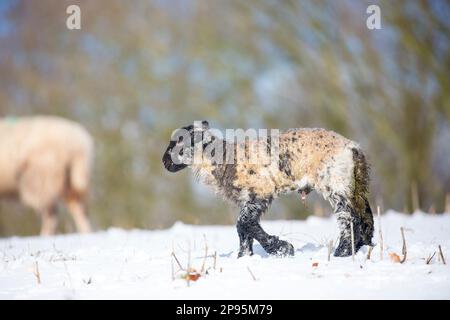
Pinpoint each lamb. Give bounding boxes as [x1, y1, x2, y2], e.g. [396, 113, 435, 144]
[0, 116, 94, 235]
[162, 121, 374, 257]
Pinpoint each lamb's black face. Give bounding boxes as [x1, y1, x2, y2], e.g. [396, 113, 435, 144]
[162, 136, 188, 172]
[162, 121, 209, 173]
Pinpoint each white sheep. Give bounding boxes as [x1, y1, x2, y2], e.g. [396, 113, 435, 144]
[0, 116, 94, 235]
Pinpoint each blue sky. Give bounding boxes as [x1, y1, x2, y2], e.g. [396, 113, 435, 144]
[0, 0, 14, 37]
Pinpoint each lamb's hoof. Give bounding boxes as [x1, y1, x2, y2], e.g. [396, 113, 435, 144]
[274, 240, 295, 257]
[333, 245, 352, 257]
[237, 249, 253, 258]
[334, 239, 363, 257]
[334, 238, 365, 257]
[265, 237, 295, 257]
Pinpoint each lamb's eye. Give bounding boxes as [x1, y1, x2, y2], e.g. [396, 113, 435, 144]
[177, 136, 183, 144]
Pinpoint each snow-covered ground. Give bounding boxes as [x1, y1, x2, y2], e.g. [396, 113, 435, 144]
[1, 211, 449, 300]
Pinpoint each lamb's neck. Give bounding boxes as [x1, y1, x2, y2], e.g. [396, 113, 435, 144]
[191, 138, 231, 185]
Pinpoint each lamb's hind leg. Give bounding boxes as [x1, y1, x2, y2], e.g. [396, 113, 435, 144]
[329, 193, 363, 257]
[237, 200, 294, 257]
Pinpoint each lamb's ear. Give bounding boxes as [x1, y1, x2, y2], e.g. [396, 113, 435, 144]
[201, 120, 209, 130]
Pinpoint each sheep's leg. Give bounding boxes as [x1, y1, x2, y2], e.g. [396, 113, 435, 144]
[237, 201, 294, 257]
[359, 198, 374, 247]
[237, 233, 254, 258]
[40, 207, 58, 236]
[328, 193, 362, 257]
[236, 221, 254, 257]
[66, 199, 91, 233]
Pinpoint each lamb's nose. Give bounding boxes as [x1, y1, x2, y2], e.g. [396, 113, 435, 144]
[162, 154, 172, 169]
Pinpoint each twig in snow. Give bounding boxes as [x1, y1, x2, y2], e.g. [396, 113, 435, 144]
[213, 251, 217, 270]
[187, 242, 191, 287]
[366, 246, 373, 261]
[438, 245, 446, 265]
[350, 221, 355, 262]
[33, 261, 41, 285]
[200, 235, 208, 273]
[171, 252, 183, 270]
[63, 261, 74, 290]
[377, 206, 384, 260]
[426, 252, 436, 265]
[247, 266, 257, 281]
[400, 227, 407, 264]
[171, 252, 175, 280]
[327, 240, 333, 262]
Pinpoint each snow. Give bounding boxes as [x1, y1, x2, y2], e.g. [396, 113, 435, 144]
[1, 211, 450, 300]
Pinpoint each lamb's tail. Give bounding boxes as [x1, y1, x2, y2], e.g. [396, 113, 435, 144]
[351, 147, 374, 246]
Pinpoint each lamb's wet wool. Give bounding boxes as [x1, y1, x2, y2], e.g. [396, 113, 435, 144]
[163, 123, 374, 257]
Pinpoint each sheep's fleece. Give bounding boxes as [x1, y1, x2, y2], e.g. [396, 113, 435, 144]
[0, 116, 93, 235]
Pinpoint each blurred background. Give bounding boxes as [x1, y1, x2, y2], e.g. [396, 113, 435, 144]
[0, 0, 449, 236]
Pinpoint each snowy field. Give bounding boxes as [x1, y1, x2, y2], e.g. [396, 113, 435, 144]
[1, 211, 449, 300]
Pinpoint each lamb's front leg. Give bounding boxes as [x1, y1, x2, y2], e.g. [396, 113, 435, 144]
[236, 201, 294, 257]
[236, 224, 254, 258]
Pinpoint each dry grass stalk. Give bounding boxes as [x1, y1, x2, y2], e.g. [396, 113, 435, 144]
[171, 253, 175, 280]
[366, 246, 373, 261]
[187, 243, 191, 287]
[247, 266, 257, 281]
[171, 252, 183, 270]
[213, 251, 217, 270]
[377, 206, 384, 260]
[438, 245, 446, 265]
[426, 252, 436, 265]
[350, 221, 355, 262]
[63, 261, 73, 289]
[33, 261, 41, 285]
[400, 227, 407, 264]
[327, 240, 333, 262]
[171, 241, 213, 284]
[200, 236, 208, 273]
